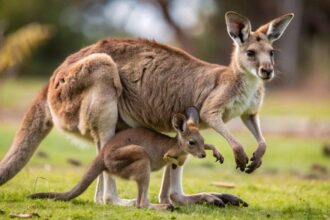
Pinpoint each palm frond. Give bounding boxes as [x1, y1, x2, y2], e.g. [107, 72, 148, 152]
[0, 23, 53, 74]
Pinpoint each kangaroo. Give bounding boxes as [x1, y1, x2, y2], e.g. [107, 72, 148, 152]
[0, 11, 293, 206]
[29, 108, 225, 210]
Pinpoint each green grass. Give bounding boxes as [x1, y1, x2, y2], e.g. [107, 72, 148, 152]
[0, 79, 329, 219]
[0, 78, 45, 108]
[262, 94, 330, 119]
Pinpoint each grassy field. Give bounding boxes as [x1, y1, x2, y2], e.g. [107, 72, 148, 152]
[0, 79, 330, 219]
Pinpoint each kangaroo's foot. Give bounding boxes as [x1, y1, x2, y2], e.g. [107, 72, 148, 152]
[210, 193, 248, 207]
[170, 192, 248, 207]
[170, 192, 225, 207]
[142, 203, 174, 211]
[159, 195, 171, 204]
[104, 197, 137, 206]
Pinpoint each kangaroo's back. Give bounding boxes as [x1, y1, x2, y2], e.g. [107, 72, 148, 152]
[53, 38, 226, 132]
[97, 39, 226, 131]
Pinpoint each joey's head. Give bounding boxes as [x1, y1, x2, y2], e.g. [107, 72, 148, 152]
[225, 11, 294, 81]
[172, 107, 206, 158]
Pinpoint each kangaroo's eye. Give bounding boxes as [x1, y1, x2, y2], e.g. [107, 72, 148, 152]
[246, 50, 256, 57]
[188, 140, 196, 146]
[270, 50, 275, 57]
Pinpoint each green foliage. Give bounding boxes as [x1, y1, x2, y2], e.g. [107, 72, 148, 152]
[0, 0, 92, 77]
[0, 23, 53, 74]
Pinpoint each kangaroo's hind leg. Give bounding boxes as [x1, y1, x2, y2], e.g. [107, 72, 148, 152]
[75, 53, 135, 205]
[59, 53, 120, 204]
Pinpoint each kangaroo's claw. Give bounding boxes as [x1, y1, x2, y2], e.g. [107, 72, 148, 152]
[233, 146, 249, 171]
[245, 146, 266, 173]
[210, 193, 248, 207]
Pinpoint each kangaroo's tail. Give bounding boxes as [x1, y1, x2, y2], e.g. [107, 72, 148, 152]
[0, 84, 53, 185]
[29, 155, 105, 201]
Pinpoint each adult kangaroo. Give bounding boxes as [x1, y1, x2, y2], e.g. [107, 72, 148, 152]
[0, 11, 293, 206]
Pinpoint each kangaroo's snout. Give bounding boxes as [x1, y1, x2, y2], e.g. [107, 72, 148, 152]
[259, 66, 274, 80]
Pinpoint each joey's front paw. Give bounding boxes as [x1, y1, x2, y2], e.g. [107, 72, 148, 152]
[163, 154, 179, 165]
[163, 155, 171, 163]
[233, 146, 249, 171]
[213, 150, 224, 164]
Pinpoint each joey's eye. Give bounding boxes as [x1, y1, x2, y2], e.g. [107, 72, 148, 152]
[246, 50, 256, 57]
[188, 140, 196, 146]
[270, 50, 275, 57]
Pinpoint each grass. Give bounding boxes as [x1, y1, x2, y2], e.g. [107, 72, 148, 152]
[0, 79, 330, 219]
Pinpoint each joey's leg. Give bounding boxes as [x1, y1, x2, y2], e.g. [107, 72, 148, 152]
[204, 144, 224, 163]
[136, 162, 173, 211]
[201, 112, 248, 171]
[241, 114, 267, 173]
[103, 170, 136, 205]
[159, 165, 172, 204]
[99, 132, 136, 206]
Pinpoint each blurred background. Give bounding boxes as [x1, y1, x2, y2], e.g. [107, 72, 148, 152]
[0, 0, 330, 193]
[0, 0, 330, 84]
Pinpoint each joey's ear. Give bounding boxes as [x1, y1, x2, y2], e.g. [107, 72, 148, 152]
[225, 11, 251, 45]
[172, 113, 187, 133]
[257, 13, 294, 42]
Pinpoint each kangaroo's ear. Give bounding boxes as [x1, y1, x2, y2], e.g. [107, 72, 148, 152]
[185, 106, 199, 125]
[257, 13, 294, 42]
[225, 11, 251, 46]
[172, 113, 187, 133]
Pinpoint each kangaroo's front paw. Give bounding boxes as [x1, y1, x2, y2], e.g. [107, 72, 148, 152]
[233, 145, 249, 171]
[245, 144, 266, 173]
[213, 150, 224, 164]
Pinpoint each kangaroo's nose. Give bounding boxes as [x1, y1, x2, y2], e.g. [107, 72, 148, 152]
[200, 152, 206, 158]
[260, 68, 273, 78]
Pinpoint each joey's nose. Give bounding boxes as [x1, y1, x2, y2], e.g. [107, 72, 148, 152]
[200, 152, 206, 158]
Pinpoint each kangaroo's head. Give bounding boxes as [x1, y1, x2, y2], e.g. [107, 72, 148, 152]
[172, 107, 206, 158]
[225, 11, 294, 81]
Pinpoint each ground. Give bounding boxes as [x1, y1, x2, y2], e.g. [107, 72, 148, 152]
[0, 79, 329, 220]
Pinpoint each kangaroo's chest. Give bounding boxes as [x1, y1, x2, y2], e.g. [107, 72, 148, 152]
[222, 80, 262, 122]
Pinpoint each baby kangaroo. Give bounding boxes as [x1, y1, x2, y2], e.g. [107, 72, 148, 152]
[29, 107, 224, 210]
